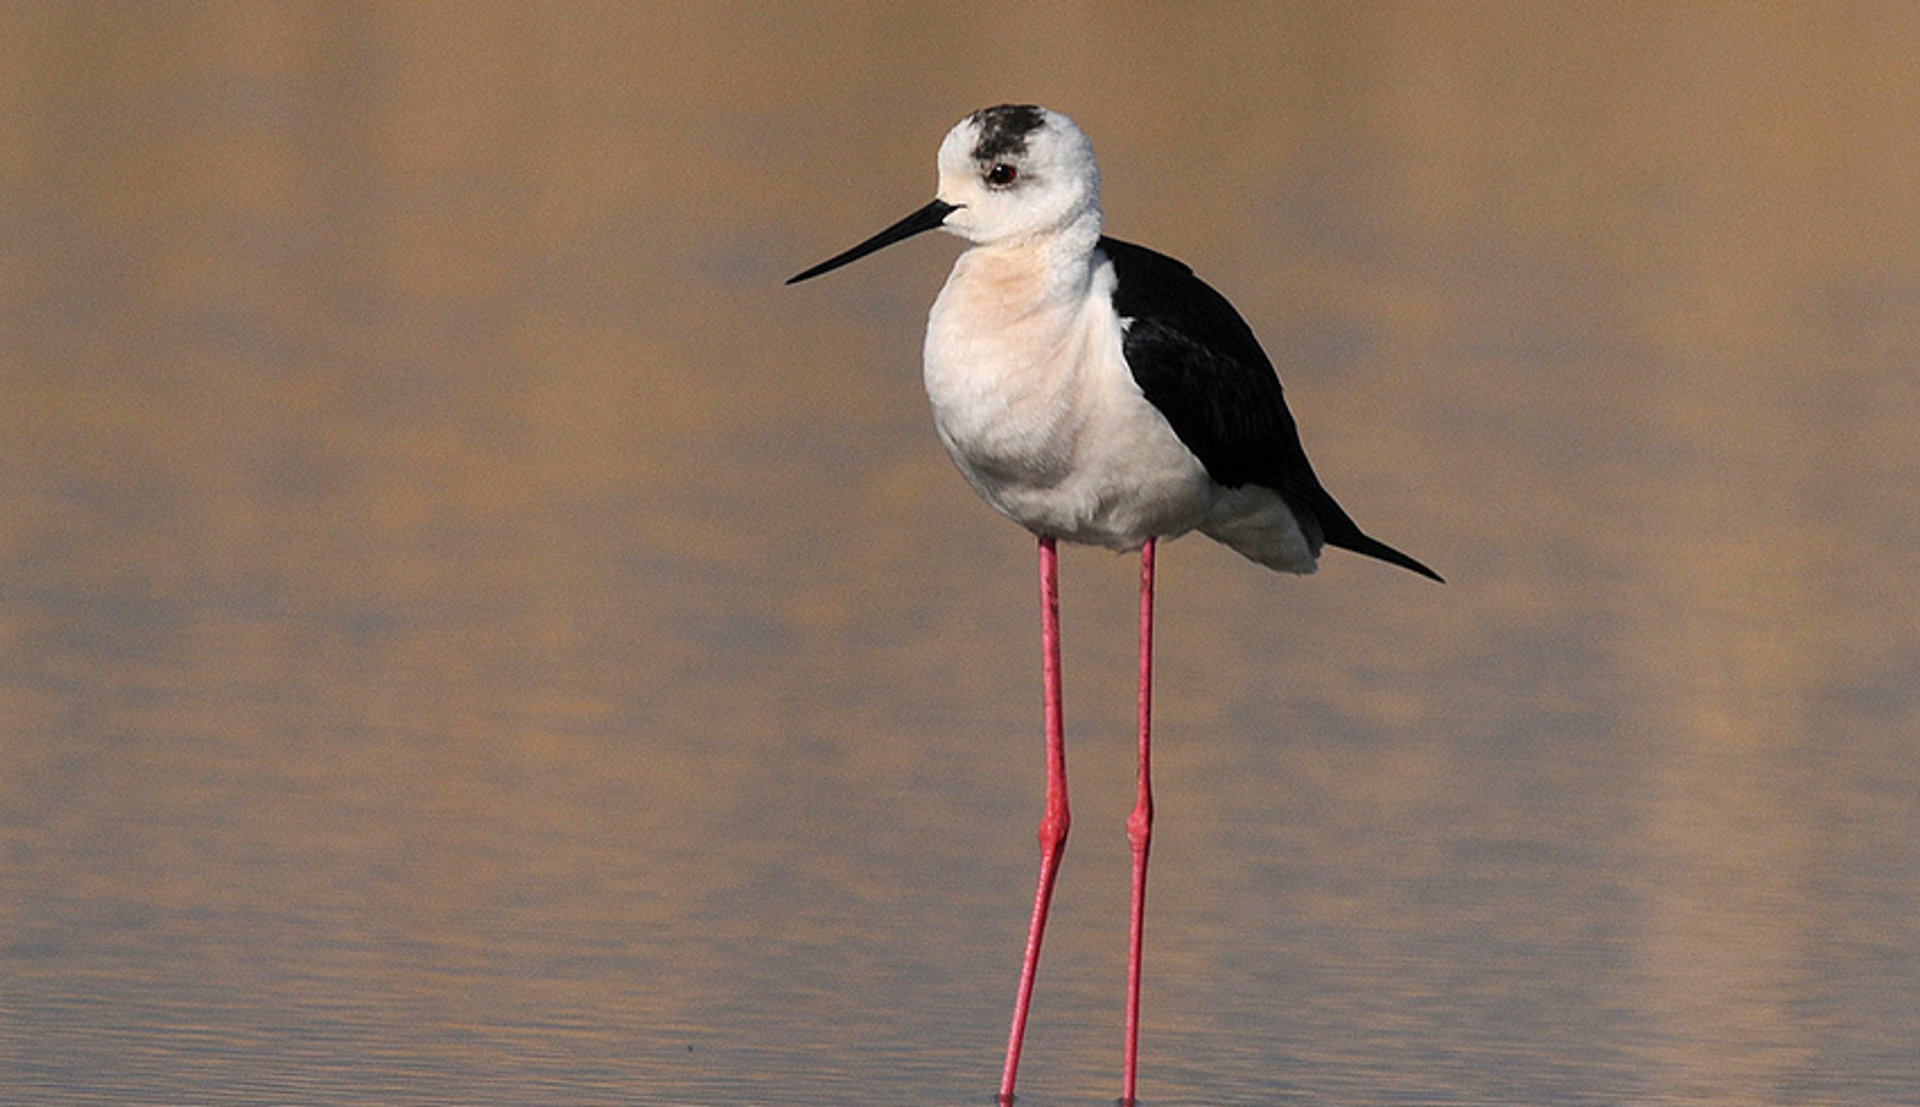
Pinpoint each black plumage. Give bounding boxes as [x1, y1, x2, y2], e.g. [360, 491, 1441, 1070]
[1101, 236, 1442, 583]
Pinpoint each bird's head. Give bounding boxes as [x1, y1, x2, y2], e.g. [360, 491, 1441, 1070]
[788, 104, 1100, 284]
[934, 105, 1101, 246]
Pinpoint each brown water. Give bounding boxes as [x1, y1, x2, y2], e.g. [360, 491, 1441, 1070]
[5, 5, 1920, 1105]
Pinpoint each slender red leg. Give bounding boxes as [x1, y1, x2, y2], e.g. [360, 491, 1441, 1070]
[1000, 535, 1068, 1106]
[1122, 537, 1156, 1106]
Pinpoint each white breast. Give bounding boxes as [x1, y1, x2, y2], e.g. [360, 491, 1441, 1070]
[922, 243, 1214, 550]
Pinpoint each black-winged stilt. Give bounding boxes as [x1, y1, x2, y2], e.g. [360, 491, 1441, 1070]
[789, 104, 1440, 1105]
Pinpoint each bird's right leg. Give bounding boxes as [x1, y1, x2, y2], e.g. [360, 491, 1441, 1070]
[1000, 535, 1068, 1106]
[1121, 537, 1156, 1106]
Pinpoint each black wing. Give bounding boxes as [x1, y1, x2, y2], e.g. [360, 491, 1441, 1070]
[1101, 236, 1441, 582]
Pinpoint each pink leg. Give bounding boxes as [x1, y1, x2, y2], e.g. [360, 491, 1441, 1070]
[1122, 537, 1156, 1106]
[1000, 535, 1068, 1106]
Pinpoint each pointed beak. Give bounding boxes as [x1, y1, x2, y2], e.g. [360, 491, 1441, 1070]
[786, 199, 958, 284]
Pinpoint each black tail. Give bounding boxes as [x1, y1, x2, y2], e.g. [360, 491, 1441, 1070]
[1312, 492, 1444, 583]
[1325, 528, 1444, 583]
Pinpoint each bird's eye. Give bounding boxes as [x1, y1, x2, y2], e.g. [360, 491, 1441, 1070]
[985, 163, 1018, 188]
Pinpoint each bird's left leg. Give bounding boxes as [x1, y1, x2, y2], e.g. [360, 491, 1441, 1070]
[1000, 535, 1069, 1105]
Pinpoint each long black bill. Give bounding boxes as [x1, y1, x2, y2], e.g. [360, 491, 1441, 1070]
[786, 199, 957, 284]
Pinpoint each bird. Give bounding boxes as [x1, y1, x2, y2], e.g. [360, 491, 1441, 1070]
[788, 104, 1440, 1106]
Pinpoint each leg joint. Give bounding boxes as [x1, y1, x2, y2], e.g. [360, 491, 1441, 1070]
[1126, 800, 1152, 851]
[1039, 806, 1071, 853]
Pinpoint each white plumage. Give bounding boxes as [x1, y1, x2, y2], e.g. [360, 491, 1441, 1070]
[921, 107, 1321, 569]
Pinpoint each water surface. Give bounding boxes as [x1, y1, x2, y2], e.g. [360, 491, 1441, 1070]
[4, 5, 1920, 1105]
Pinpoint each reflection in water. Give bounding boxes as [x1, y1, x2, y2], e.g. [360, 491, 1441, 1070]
[3, 4, 1919, 1105]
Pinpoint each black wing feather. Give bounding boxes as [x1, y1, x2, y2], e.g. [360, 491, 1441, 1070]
[1101, 236, 1441, 582]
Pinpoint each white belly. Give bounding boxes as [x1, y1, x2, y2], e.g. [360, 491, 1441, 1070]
[920, 243, 1320, 573]
[922, 248, 1213, 550]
